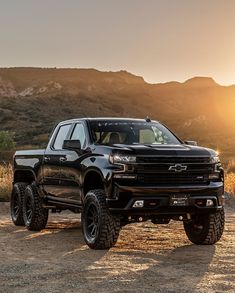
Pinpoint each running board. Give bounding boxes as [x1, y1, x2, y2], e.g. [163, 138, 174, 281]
[45, 198, 82, 213]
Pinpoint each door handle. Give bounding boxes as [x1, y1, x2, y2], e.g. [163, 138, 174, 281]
[44, 156, 50, 162]
[59, 157, 67, 162]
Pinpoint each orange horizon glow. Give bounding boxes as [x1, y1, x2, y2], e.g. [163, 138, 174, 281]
[0, 1, 235, 86]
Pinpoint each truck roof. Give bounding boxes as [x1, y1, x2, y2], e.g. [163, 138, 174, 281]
[59, 117, 159, 125]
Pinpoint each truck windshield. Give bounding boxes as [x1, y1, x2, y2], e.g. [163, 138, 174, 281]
[89, 121, 181, 145]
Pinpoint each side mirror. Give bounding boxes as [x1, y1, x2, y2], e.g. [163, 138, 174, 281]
[63, 139, 81, 151]
[185, 140, 197, 146]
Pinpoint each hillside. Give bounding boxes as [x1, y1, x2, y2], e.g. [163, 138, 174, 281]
[0, 67, 235, 153]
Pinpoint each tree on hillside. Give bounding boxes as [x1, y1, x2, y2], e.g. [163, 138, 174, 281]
[0, 131, 15, 151]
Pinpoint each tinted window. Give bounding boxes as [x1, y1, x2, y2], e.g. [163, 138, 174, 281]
[71, 123, 86, 148]
[53, 124, 71, 150]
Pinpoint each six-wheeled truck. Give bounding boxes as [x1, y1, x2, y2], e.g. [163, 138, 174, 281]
[11, 118, 225, 249]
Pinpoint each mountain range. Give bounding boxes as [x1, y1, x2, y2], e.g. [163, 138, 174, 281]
[0, 67, 234, 154]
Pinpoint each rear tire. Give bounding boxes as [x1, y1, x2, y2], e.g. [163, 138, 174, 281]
[82, 189, 120, 249]
[10, 182, 27, 226]
[23, 183, 48, 231]
[184, 208, 225, 245]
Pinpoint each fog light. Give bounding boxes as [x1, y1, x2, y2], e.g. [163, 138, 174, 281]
[133, 200, 144, 208]
[206, 199, 214, 206]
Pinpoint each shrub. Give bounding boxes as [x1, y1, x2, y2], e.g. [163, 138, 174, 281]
[0, 131, 15, 151]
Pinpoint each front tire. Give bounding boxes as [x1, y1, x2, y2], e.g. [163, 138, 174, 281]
[10, 182, 27, 226]
[23, 183, 48, 231]
[82, 189, 120, 249]
[184, 208, 225, 245]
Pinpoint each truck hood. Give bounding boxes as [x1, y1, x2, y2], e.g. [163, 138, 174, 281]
[108, 144, 217, 157]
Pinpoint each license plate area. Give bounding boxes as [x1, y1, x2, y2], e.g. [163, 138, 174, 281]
[169, 194, 189, 206]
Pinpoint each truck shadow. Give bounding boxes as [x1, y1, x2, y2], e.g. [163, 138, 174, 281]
[24, 220, 216, 292]
[112, 244, 216, 292]
[1, 214, 220, 293]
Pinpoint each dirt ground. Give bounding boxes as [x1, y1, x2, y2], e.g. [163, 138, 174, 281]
[0, 201, 234, 293]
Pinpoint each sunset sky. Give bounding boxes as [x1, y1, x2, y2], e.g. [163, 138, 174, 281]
[1, 0, 235, 84]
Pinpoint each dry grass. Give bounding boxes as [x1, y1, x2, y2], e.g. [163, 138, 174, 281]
[225, 172, 235, 195]
[0, 163, 12, 201]
[227, 159, 235, 173]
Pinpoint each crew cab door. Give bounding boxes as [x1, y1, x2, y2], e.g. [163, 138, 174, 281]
[58, 122, 88, 203]
[42, 123, 72, 197]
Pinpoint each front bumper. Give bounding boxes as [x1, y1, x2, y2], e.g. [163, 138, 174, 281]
[107, 182, 224, 215]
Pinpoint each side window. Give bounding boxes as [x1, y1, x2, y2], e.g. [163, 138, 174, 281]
[71, 123, 86, 148]
[53, 124, 71, 150]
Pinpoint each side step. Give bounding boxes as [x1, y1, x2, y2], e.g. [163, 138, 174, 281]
[44, 197, 82, 213]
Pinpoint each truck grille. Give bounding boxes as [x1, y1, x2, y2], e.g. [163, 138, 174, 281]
[134, 156, 213, 185]
[136, 164, 213, 173]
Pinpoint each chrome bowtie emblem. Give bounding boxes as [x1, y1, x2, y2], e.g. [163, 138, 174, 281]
[168, 164, 187, 172]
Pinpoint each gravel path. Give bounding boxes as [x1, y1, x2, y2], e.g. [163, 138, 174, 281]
[0, 202, 234, 293]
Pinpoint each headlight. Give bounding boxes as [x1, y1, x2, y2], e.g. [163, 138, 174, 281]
[208, 173, 220, 180]
[210, 156, 220, 164]
[110, 154, 136, 164]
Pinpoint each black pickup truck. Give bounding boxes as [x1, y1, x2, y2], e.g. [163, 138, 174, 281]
[11, 118, 225, 249]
